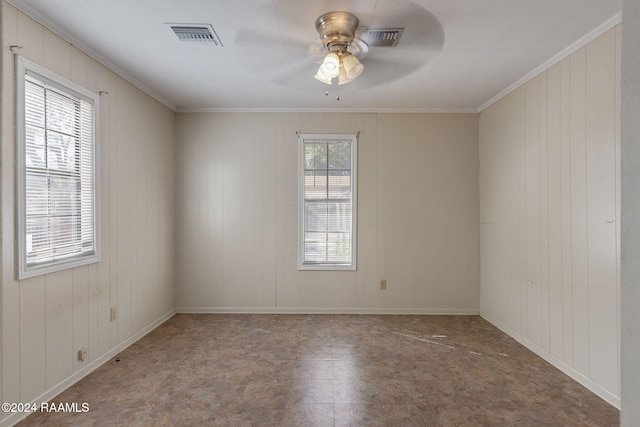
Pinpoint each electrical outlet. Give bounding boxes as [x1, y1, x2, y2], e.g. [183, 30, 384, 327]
[380, 279, 387, 290]
[110, 306, 117, 321]
[77, 347, 87, 361]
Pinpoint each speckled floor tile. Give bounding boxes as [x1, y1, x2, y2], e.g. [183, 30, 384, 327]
[17, 314, 619, 426]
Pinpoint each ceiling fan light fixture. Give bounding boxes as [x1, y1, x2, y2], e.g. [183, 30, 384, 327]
[311, 11, 368, 88]
[320, 52, 340, 78]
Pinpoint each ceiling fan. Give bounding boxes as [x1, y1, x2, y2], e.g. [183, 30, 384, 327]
[234, 2, 444, 93]
[308, 11, 369, 86]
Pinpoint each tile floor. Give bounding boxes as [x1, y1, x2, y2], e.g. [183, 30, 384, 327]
[18, 314, 619, 426]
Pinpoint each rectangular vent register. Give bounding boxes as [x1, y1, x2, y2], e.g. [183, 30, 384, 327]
[169, 24, 223, 46]
[358, 28, 404, 47]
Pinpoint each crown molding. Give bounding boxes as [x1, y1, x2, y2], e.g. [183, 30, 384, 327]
[477, 11, 622, 113]
[176, 107, 478, 114]
[6, 0, 178, 112]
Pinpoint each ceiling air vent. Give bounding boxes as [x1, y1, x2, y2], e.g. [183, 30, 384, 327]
[169, 24, 223, 46]
[358, 28, 404, 47]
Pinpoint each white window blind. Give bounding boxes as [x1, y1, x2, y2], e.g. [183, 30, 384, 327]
[298, 134, 357, 270]
[17, 58, 100, 279]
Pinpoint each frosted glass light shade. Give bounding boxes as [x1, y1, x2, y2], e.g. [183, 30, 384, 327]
[320, 52, 340, 78]
[337, 67, 352, 85]
[314, 65, 332, 84]
[342, 54, 364, 80]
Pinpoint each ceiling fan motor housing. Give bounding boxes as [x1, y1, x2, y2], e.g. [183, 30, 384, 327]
[315, 11, 359, 51]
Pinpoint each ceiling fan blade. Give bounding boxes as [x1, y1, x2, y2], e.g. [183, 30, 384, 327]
[235, 28, 309, 52]
[307, 42, 326, 63]
[234, 27, 315, 87]
[270, 60, 320, 88]
[376, 2, 443, 50]
[349, 52, 430, 89]
[345, 1, 444, 89]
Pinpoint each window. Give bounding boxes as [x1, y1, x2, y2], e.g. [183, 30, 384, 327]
[298, 133, 357, 270]
[16, 57, 100, 279]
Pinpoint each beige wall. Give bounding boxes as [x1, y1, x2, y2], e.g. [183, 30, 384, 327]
[621, 0, 640, 423]
[479, 26, 620, 406]
[1, 4, 177, 424]
[176, 112, 479, 313]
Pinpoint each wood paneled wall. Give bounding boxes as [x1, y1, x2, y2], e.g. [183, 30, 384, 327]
[1, 5, 176, 424]
[479, 26, 620, 406]
[621, 0, 640, 423]
[176, 112, 479, 313]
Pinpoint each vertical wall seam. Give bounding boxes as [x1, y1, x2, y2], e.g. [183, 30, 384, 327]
[584, 46, 591, 377]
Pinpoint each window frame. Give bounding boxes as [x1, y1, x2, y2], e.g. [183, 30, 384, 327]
[16, 57, 101, 279]
[297, 133, 357, 271]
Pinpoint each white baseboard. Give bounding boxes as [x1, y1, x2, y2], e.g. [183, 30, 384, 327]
[480, 313, 621, 410]
[1, 309, 176, 427]
[176, 306, 480, 315]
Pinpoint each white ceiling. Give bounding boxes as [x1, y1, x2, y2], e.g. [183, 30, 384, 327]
[8, 0, 622, 112]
